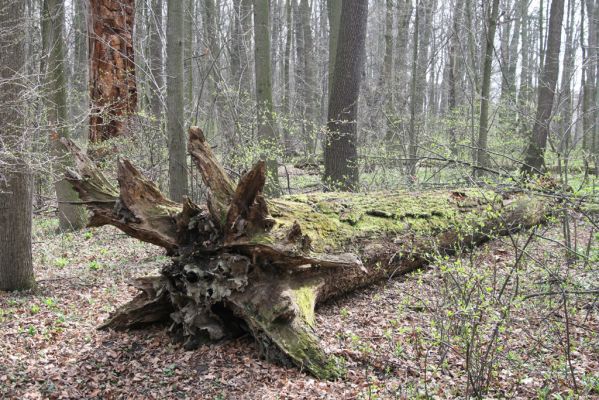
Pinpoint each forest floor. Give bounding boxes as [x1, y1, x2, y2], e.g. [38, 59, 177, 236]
[1, 212, 598, 399]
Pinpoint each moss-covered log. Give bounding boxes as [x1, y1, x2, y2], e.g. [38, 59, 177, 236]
[63, 128, 551, 379]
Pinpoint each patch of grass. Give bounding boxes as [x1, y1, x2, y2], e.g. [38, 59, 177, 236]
[88, 261, 102, 271]
[53, 257, 69, 269]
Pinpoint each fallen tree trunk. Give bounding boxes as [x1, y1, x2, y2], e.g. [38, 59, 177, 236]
[63, 128, 551, 379]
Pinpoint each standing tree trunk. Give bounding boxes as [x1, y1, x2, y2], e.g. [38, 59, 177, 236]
[475, 0, 500, 174]
[254, 0, 282, 196]
[323, 0, 368, 191]
[447, 0, 464, 156]
[0, 0, 34, 291]
[88, 0, 137, 143]
[522, 0, 565, 174]
[517, 0, 530, 137]
[166, 0, 188, 201]
[70, 0, 89, 141]
[326, 0, 341, 97]
[149, 0, 163, 119]
[44, 0, 87, 231]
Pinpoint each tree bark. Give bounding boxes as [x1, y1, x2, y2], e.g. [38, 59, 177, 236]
[88, 0, 137, 143]
[44, 0, 87, 231]
[447, 0, 464, 156]
[166, 0, 188, 201]
[522, 0, 565, 174]
[149, 0, 163, 119]
[0, 0, 34, 291]
[62, 126, 552, 379]
[475, 0, 500, 174]
[323, 0, 368, 191]
[254, 0, 282, 196]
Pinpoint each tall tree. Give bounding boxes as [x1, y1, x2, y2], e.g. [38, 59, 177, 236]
[522, 0, 565, 174]
[0, 0, 34, 290]
[475, 0, 500, 173]
[166, 0, 188, 201]
[44, 0, 87, 230]
[149, 0, 163, 119]
[323, 0, 368, 191]
[326, 0, 341, 96]
[254, 0, 282, 195]
[447, 0, 464, 156]
[88, 0, 137, 142]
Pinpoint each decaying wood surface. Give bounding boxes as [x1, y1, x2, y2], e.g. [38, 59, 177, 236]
[63, 128, 551, 379]
[88, 0, 136, 143]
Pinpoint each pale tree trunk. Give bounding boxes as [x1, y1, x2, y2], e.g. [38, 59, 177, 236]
[44, 0, 87, 231]
[299, 0, 317, 155]
[518, 0, 530, 137]
[506, 0, 521, 99]
[282, 0, 293, 152]
[522, 0, 565, 174]
[88, 0, 137, 143]
[70, 0, 88, 142]
[326, 0, 341, 97]
[230, 0, 245, 91]
[499, 0, 512, 100]
[0, 0, 34, 291]
[382, 0, 394, 143]
[149, 0, 163, 119]
[407, 0, 432, 180]
[323, 0, 368, 191]
[557, 0, 575, 156]
[254, 0, 282, 196]
[185, 0, 194, 113]
[393, 0, 412, 126]
[447, 0, 464, 156]
[166, 0, 188, 201]
[475, 0, 500, 174]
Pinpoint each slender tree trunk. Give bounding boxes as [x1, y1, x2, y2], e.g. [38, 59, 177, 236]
[0, 0, 34, 291]
[44, 0, 87, 231]
[393, 0, 412, 125]
[326, 0, 341, 97]
[149, 0, 163, 119]
[408, 2, 421, 179]
[166, 0, 188, 201]
[323, 0, 368, 191]
[558, 0, 575, 155]
[506, 0, 521, 99]
[382, 0, 395, 143]
[475, 0, 500, 174]
[70, 0, 88, 142]
[254, 0, 282, 196]
[447, 0, 464, 156]
[522, 0, 565, 174]
[88, 0, 137, 143]
[518, 0, 530, 136]
[282, 0, 293, 152]
[299, 0, 317, 155]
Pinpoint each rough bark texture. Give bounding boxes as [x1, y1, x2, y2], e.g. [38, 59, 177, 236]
[323, 0, 368, 191]
[63, 127, 552, 379]
[522, 0, 565, 174]
[0, 0, 34, 291]
[88, 0, 137, 143]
